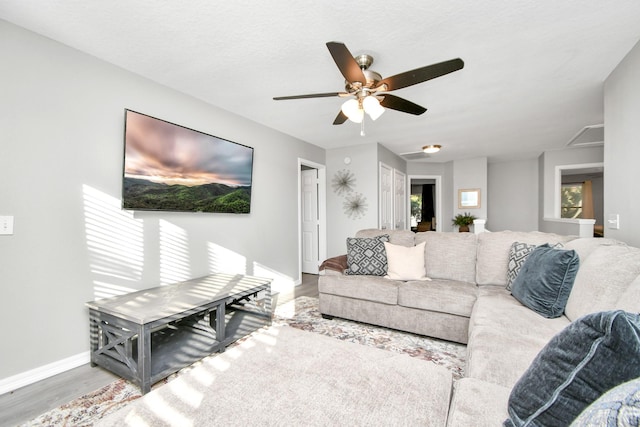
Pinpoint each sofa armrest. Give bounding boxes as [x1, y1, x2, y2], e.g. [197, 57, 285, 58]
[319, 254, 347, 275]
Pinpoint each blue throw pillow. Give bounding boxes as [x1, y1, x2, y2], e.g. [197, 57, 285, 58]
[345, 235, 389, 276]
[504, 310, 640, 427]
[510, 245, 579, 318]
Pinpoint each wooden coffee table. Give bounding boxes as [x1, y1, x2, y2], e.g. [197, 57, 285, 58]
[86, 273, 272, 394]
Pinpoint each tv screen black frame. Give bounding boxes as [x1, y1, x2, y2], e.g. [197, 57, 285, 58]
[121, 109, 254, 214]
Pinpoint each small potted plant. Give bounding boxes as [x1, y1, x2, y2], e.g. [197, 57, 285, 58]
[452, 212, 476, 232]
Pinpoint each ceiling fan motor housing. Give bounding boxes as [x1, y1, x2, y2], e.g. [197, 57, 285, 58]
[345, 69, 383, 93]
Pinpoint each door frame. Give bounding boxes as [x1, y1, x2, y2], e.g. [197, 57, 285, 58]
[297, 158, 327, 284]
[378, 162, 393, 230]
[408, 175, 442, 232]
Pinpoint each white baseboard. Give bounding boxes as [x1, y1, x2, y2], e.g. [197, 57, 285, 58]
[0, 351, 90, 396]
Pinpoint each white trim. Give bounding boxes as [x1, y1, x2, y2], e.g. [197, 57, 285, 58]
[297, 158, 326, 284]
[378, 162, 393, 229]
[554, 162, 604, 218]
[408, 175, 442, 232]
[0, 351, 90, 396]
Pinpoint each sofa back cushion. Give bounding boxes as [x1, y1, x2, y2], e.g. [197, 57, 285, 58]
[415, 232, 477, 283]
[615, 275, 640, 313]
[565, 244, 640, 322]
[563, 237, 625, 264]
[476, 231, 576, 286]
[356, 229, 415, 247]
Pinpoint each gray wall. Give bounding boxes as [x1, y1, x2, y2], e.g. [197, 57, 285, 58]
[604, 39, 640, 246]
[488, 159, 539, 231]
[0, 21, 324, 380]
[453, 157, 488, 228]
[326, 143, 379, 256]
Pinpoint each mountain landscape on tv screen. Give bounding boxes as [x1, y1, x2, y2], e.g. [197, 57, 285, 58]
[123, 178, 251, 213]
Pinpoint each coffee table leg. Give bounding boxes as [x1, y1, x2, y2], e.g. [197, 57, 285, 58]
[89, 310, 99, 367]
[139, 325, 152, 394]
[215, 302, 226, 352]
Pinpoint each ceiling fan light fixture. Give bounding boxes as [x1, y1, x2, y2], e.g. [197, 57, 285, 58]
[341, 99, 363, 123]
[422, 144, 442, 154]
[363, 95, 385, 121]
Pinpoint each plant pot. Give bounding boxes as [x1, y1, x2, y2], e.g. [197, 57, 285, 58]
[458, 225, 470, 232]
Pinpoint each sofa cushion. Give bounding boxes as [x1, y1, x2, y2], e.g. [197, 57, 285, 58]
[565, 244, 640, 322]
[355, 228, 415, 247]
[510, 245, 579, 318]
[345, 235, 389, 276]
[476, 231, 575, 286]
[397, 279, 477, 317]
[570, 377, 640, 427]
[563, 237, 624, 264]
[447, 378, 510, 427]
[318, 274, 399, 305]
[383, 241, 429, 281]
[615, 274, 640, 313]
[504, 310, 640, 427]
[415, 232, 477, 283]
[467, 287, 569, 388]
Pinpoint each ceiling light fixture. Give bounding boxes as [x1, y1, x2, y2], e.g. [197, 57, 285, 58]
[341, 95, 385, 123]
[422, 144, 442, 154]
[341, 94, 385, 137]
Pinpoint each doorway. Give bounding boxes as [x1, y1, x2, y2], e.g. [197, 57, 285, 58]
[408, 175, 442, 232]
[298, 159, 326, 280]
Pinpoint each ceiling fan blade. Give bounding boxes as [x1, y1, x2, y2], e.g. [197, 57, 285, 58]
[333, 110, 348, 125]
[379, 94, 427, 115]
[326, 42, 367, 84]
[378, 58, 464, 92]
[273, 92, 344, 100]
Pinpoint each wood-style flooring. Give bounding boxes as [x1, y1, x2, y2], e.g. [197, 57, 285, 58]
[0, 274, 319, 426]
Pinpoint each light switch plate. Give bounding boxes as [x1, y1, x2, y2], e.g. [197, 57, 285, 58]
[607, 214, 620, 230]
[0, 216, 14, 235]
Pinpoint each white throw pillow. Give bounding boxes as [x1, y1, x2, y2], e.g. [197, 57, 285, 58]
[384, 241, 430, 281]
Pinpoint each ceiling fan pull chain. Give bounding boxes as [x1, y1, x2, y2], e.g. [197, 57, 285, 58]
[360, 118, 366, 136]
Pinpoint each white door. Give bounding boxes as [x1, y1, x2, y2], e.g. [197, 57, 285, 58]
[379, 163, 393, 230]
[394, 169, 406, 229]
[301, 169, 319, 274]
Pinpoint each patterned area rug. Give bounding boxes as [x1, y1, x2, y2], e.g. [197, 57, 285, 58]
[21, 296, 466, 426]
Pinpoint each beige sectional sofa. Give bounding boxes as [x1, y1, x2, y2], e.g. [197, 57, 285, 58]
[318, 229, 640, 426]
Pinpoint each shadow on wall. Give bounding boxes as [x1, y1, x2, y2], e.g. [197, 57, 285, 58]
[82, 185, 293, 300]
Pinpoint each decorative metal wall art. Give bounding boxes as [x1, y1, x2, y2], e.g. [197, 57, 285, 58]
[343, 192, 368, 219]
[332, 169, 356, 196]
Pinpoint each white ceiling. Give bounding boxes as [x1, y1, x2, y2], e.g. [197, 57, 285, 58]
[2, 1, 640, 163]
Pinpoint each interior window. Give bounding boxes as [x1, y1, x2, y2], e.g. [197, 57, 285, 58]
[561, 183, 583, 219]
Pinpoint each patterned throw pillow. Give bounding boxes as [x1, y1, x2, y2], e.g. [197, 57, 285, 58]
[570, 377, 640, 426]
[345, 235, 389, 276]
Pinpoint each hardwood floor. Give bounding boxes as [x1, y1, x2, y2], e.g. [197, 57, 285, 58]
[0, 274, 319, 426]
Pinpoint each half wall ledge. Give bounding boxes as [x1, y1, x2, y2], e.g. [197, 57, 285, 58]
[542, 218, 596, 238]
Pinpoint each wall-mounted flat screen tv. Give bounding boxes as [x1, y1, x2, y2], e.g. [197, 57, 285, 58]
[122, 109, 254, 213]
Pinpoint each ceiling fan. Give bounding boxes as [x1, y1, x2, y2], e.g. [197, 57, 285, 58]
[273, 42, 464, 133]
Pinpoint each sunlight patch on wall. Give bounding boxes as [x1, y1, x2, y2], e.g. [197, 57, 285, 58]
[253, 262, 294, 294]
[83, 185, 143, 299]
[207, 242, 247, 275]
[159, 220, 190, 285]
